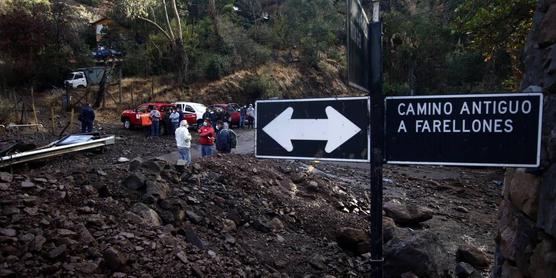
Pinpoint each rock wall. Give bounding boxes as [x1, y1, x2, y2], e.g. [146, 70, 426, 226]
[493, 0, 556, 277]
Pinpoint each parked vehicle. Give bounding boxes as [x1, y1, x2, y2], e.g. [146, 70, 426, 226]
[92, 46, 124, 60]
[64, 67, 111, 89]
[120, 102, 176, 135]
[209, 103, 241, 127]
[174, 102, 207, 127]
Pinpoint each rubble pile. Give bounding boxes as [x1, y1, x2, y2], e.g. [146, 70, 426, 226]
[0, 153, 497, 277]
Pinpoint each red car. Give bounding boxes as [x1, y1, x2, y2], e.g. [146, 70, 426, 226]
[209, 103, 241, 127]
[121, 102, 187, 134]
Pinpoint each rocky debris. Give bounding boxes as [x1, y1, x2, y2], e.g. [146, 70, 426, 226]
[384, 231, 451, 278]
[0, 151, 501, 277]
[383, 199, 433, 226]
[456, 244, 489, 269]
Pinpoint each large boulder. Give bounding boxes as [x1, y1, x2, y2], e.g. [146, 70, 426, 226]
[132, 203, 162, 226]
[123, 173, 147, 190]
[456, 244, 489, 269]
[383, 199, 433, 226]
[336, 227, 370, 255]
[384, 231, 451, 278]
[142, 181, 170, 203]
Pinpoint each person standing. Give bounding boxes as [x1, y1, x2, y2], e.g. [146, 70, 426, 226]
[198, 119, 215, 157]
[216, 122, 236, 154]
[239, 105, 247, 129]
[175, 120, 192, 164]
[150, 106, 161, 137]
[79, 103, 95, 133]
[246, 104, 255, 129]
[169, 108, 180, 135]
[177, 106, 184, 122]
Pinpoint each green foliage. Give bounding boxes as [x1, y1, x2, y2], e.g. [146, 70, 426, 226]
[454, 0, 536, 89]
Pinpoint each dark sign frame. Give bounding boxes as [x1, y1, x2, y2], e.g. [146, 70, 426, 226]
[385, 93, 543, 167]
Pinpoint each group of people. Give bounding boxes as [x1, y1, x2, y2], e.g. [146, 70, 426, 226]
[174, 118, 237, 165]
[201, 104, 256, 129]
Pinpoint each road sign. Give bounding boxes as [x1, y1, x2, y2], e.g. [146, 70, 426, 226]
[347, 0, 369, 93]
[256, 97, 370, 162]
[385, 93, 543, 167]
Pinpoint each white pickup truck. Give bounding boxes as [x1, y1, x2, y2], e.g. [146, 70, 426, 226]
[64, 67, 111, 89]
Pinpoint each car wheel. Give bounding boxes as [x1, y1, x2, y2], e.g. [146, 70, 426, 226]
[123, 119, 131, 129]
[77, 85, 85, 89]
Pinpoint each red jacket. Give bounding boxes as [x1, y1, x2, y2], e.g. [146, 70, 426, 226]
[198, 126, 215, 145]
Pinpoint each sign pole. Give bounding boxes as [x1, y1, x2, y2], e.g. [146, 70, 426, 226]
[369, 1, 384, 277]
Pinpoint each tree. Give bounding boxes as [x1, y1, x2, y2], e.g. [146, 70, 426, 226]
[455, 0, 536, 89]
[117, 0, 188, 87]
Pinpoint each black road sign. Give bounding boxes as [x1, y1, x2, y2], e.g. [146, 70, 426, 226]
[347, 0, 369, 93]
[385, 93, 543, 167]
[256, 97, 370, 162]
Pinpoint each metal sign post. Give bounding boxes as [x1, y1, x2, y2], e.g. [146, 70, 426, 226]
[369, 1, 384, 277]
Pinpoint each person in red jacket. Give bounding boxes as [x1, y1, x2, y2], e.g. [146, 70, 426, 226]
[198, 119, 215, 157]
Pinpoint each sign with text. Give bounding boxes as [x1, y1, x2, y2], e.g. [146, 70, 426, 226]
[256, 97, 370, 162]
[385, 93, 543, 167]
[347, 0, 369, 92]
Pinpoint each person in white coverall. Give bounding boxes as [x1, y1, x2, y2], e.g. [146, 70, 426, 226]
[175, 120, 192, 164]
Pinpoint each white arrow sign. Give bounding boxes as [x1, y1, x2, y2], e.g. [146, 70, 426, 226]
[262, 106, 361, 153]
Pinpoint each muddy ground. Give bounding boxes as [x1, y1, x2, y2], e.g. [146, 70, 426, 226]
[0, 118, 504, 277]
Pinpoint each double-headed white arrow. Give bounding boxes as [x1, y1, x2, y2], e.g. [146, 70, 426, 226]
[262, 106, 361, 153]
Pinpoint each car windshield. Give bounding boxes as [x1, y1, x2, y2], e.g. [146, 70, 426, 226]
[192, 104, 206, 110]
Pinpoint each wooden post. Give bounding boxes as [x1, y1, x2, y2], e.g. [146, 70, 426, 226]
[130, 82, 134, 106]
[30, 87, 39, 131]
[69, 108, 74, 133]
[50, 105, 55, 135]
[151, 76, 154, 99]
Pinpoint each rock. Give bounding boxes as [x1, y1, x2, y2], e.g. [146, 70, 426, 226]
[0, 183, 9, 190]
[253, 217, 272, 233]
[117, 157, 130, 163]
[505, 169, 539, 219]
[0, 228, 16, 237]
[0, 172, 13, 183]
[454, 206, 469, 213]
[400, 272, 419, 278]
[270, 217, 284, 231]
[129, 157, 144, 171]
[539, 3, 556, 46]
[224, 234, 236, 244]
[383, 217, 397, 243]
[222, 219, 237, 232]
[132, 203, 162, 226]
[186, 211, 203, 224]
[20, 180, 35, 189]
[32, 177, 48, 183]
[176, 251, 188, 264]
[308, 254, 326, 270]
[498, 199, 537, 269]
[455, 262, 480, 278]
[178, 226, 205, 249]
[142, 181, 170, 203]
[208, 250, 216, 257]
[78, 225, 97, 246]
[336, 227, 370, 255]
[383, 199, 433, 226]
[306, 180, 319, 191]
[103, 247, 128, 271]
[58, 229, 77, 236]
[123, 173, 147, 190]
[33, 235, 46, 251]
[456, 244, 489, 269]
[141, 159, 166, 173]
[384, 231, 451, 278]
[112, 272, 127, 278]
[48, 244, 67, 259]
[276, 234, 285, 243]
[538, 164, 556, 237]
[76, 261, 98, 274]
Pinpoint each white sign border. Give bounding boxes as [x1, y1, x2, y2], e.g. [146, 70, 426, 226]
[384, 93, 544, 168]
[255, 96, 371, 163]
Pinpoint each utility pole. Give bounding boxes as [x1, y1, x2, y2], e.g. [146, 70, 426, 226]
[368, 0, 384, 277]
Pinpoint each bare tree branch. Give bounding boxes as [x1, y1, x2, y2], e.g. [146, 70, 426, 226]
[138, 16, 172, 41]
[171, 0, 183, 41]
[162, 0, 175, 41]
